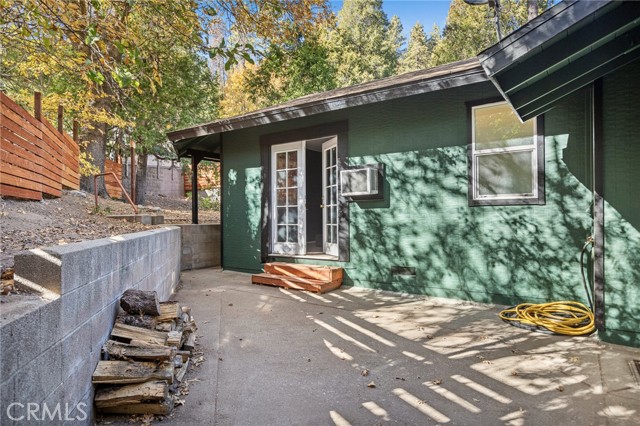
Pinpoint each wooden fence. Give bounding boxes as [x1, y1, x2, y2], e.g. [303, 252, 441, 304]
[1, 92, 80, 200]
[183, 163, 219, 194]
[104, 158, 123, 199]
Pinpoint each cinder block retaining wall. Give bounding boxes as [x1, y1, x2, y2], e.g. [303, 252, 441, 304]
[0, 227, 181, 425]
[177, 224, 220, 270]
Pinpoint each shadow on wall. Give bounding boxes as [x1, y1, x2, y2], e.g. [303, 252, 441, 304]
[346, 135, 601, 307]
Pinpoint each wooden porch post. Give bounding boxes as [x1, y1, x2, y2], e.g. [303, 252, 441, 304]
[191, 152, 203, 224]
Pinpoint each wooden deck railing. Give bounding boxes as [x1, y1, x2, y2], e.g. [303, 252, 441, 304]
[0, 92, 80, 200]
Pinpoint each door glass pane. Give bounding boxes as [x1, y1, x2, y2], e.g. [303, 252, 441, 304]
[287, 226, 298, 242]
[277, 226, 287, 242]
[277, 207, 287, 224]
[331, 226, 337, 244]
[287, 170, 297, 187]
[331, 148, 336, 166]
[276, 171, 286, 188]
[276, 153, 286, 170]
[287, 151, 297, 168]
[478, 151, 533, 196]
[331, 186, 337, 204]
[277, 189, 286, 206]
[330, 206, 337, 224]
[287, 188, 297, 205]
[287, 207, 298, 224]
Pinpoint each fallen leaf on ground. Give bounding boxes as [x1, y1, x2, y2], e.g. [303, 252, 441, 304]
[360, 369, 369, 376]
[367, 381, 376, 388]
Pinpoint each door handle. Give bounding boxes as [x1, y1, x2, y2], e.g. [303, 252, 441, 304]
[320, 204, 325, 208]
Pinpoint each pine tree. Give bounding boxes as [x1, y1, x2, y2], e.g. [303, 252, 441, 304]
[399, 22, 432, 73]
[387, 15, 405, 73]
[327, 0, 401, 87]
[431, 0, 551, 66]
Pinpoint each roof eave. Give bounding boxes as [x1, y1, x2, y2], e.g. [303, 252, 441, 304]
[168, 59, 486, 143]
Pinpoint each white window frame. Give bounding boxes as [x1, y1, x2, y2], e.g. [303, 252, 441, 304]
[469, 100, 545, 206]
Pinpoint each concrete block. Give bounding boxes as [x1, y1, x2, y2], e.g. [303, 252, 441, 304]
[61, 321, 92, 382]
[69, 388, 93, 426]
[13, 342, 62, 405]
[39, 298, 63, 352]
[56, 239, 114, 293]
[88, 275, 110, 316]
[59, 289, 80, 338]
[40, 384, 67, 426]
[95, 242, 115, 280]
[119, 263, 133, 291]
[179, 224, 194, 237]
[91, 303, 117, 351]
[131, 258, 145, 286]
[151, 215, 164, 225]
[0, 308, 41, 380]
[106, 272, 121, 304]
[62, 357, 96, 414]
[137, 234, 150, 261]
[0, 378, 16, 426]
[119, 236, 138, 267]
[13, 249, 61, 294]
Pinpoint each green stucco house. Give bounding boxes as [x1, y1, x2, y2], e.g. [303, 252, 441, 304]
[169, 0, 640, 347]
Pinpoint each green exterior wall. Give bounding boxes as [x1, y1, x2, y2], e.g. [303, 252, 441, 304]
[222, 80, 595, 308]
[221, 72, 640, 347]
[601, 60, 640, 347]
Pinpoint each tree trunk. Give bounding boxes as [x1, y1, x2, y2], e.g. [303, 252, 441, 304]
[527, 0, 538, 21]
[79, 97, 110, 197]
[135, 151, 148, 205]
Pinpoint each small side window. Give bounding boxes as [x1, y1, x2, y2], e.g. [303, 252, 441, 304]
[468, 101, 544, 206]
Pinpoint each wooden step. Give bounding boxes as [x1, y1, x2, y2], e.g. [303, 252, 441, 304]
[251, 273, 342, 294]
[264, 262, 343, 282]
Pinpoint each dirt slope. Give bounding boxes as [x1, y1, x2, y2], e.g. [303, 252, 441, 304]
[0, 191, 218, 270]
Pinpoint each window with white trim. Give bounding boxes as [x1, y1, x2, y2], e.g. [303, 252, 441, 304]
[469, 101, 544, 206]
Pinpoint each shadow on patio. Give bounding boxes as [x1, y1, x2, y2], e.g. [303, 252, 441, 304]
[141, 268, 640, 426]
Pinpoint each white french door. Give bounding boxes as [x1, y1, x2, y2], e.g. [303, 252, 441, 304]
[322, 138, 338, 256]
[271, 141, 306, 255]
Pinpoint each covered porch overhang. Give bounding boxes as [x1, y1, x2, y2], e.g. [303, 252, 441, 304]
[170, 133, 221, 224]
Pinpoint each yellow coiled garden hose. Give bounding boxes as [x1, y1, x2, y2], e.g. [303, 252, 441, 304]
[498, 237, 596, 336]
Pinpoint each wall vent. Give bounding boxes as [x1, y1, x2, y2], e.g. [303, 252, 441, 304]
[391, 266, 416, 276]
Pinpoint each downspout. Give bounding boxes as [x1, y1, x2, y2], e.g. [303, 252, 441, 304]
[592, 78, 606, 332]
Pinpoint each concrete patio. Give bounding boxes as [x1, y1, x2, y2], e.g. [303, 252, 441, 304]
[151, 268, 639, 425]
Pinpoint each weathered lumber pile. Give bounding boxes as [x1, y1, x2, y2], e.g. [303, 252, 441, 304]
[93, 289, 197, 415]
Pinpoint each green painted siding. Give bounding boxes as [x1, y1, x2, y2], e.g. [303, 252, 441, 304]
[601, 60, 640, 347]
[222, 81, 594, 309]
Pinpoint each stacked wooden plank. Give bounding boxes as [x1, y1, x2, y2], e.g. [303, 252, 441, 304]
[93, 290, 197, 415]
[251, 262, 343, 294]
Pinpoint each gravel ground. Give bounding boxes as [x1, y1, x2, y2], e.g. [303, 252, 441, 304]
[0, 190, 218, 271]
